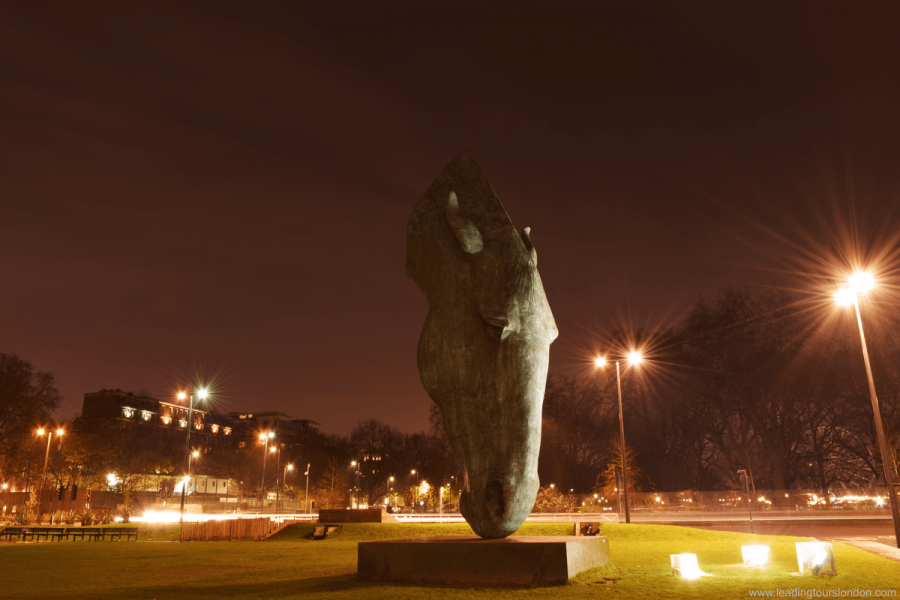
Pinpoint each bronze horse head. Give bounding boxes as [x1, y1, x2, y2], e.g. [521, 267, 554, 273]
[406, 152, 557, 538]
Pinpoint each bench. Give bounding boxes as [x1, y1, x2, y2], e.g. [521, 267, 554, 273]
[31, 527, 68, 542]
[106, 527, 139, 541]
[574, 521, 602, 537]
[0, 527, 31, 542]
[67, 527, 105, 541]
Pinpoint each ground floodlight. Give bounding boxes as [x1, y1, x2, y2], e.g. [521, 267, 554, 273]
[795, 542, 836, 575]
[670, 553, 709, 579]
[741, 545, 770, 567]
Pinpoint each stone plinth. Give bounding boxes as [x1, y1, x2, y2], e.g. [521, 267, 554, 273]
[358, 536, 609, 586]
[318, 508, 396, 523]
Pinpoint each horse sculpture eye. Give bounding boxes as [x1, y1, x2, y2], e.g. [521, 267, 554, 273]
[483, 320, 505, 344]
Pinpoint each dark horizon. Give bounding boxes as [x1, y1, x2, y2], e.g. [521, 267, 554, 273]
[3, 2, 900, 435]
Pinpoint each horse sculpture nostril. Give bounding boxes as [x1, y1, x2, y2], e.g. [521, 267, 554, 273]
[484, 480, 506, 519]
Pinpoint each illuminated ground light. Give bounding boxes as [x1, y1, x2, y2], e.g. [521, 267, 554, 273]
[795, 542, 837, 575]
[670, 553, 710, 579]
[741, 545, 771, 567]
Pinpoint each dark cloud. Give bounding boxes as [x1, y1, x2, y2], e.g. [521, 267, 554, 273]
[476, 3, 656, 91]
[2, 1, 899, 434]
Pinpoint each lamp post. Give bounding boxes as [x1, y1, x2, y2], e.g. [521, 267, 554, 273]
[178, 387, 208, 526]
[350, 461, 362, 509]
[304, 464, 310, 514]
[189, 450, 199, 472]
[38, 428, 57, 519]
[387, 476, 394, 508]
[259, 431, 274, 511]
[411, 469, 419, 510]
[49, 429, 65, 524]
[595, 351, 642, 524]
[271, 445, 279, 514]
[835, 271, 900, 548]
[23, 428, 43, 522]
[283, 464, 293, 513]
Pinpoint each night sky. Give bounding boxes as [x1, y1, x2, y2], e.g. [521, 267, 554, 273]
[3, 2, 900, 435]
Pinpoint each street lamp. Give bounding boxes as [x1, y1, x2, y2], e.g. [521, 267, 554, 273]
[351, 461, 362, 509]
[259, 431, 274, 511]
[283, 463, 294, 512]
[595, 350, 642, 523]
[271, 445, 280, 515]
[387, 476, 394, 508]
[835, 270, 900, 548]
[304, 464, 311, 514]
[411, 469, 419, 510]
[23, 428, 44, 523]
[178, 387, 208, 526]
[49, 429, 66, 524]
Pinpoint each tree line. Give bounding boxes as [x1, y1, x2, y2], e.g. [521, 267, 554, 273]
[540, 287, 900, 503]
[2, 285, 898, 510]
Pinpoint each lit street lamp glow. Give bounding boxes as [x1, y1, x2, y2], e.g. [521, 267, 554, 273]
[178, 385, 208, 530]
[595, 349, 644, 523]
[834, 288, 855, 306]
[849, 270, 874, 294]
[833, 269, 900, 548]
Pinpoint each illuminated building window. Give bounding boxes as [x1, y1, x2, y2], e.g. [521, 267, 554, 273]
[141, 411, 152, 421]
[122, 407, 134, 418]
[210, 424, 219, 433]
[195, 423, 203, 430]
[223, 427, 232, 436]
[162, 416, 172, 425]
[179, 419, 187, 428]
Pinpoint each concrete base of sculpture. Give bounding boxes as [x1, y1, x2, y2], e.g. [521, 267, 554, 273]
[358, 536, 609, 586]
[318, 508, 397, 523]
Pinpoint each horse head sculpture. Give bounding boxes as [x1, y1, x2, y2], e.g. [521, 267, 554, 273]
[406, 152, 558, 538]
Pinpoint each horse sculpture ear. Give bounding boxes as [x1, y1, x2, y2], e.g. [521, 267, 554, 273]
[520, 227, 537, 266]
[446, 191, 484, 254]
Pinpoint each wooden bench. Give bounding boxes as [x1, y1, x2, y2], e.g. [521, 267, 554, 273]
[31, 527, 68, 542]
[106, 527, 139, 541]
[67, 527, 105, 541]
[0, 527, 31, 542]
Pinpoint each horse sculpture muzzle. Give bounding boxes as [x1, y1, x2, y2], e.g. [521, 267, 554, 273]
[406, 152, 558, 538]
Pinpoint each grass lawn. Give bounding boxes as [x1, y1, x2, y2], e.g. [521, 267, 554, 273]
[1, 522, 897, 599]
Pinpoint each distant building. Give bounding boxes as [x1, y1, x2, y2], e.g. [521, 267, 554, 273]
[81, 389, 233, 439]
[80, 390, 319, 447]
[228, 410, 319, 443]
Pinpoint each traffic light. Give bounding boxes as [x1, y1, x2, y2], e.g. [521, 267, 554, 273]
[71, 484, 78, 501]
[85, 489, 92, 503]
[58, 485, 65, 500]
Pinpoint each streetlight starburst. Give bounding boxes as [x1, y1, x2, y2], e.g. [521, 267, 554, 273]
[849, 271, 874, 294]
[835, 288, 855, 307]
